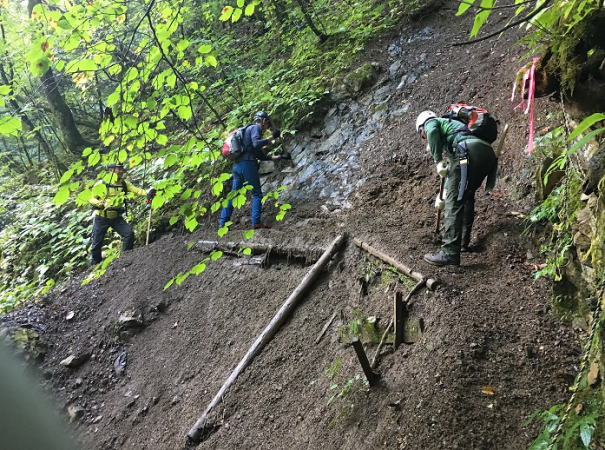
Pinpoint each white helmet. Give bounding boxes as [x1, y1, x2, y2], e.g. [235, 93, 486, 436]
[415, 110, 437, 132]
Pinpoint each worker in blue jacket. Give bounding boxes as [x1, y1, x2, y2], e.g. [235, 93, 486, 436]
[219, 111, 290, 229]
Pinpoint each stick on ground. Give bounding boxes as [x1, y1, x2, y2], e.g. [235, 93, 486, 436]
[186, 234, 346, 444]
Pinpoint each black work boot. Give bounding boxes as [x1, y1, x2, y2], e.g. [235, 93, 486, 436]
[423, 251, 460, 266]
[460, 243, 471, 253]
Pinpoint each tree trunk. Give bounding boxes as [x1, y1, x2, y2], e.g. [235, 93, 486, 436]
[293, 0, 328, 42]
[40, 68, 91, 155]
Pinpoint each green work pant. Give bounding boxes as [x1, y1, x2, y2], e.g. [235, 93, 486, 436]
[442, 139, 497, 260]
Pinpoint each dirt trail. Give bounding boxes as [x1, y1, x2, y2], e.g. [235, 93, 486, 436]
[1, 4, 581, 450]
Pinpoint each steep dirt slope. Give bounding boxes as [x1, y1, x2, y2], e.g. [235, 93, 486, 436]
[1, 4, 581, 450]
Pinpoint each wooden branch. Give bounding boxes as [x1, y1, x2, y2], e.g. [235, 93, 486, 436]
[371, 280, 425, 369]
[315, 312, 337, 344]
[186, 234, 346, 443]
[353, 238, 438, 290]
[195, 240, 325, 263]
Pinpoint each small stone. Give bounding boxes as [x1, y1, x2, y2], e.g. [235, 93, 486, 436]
[60, 352, 91, 368]
[66, 311, 75, 321]
[68, 405, 85, 423]
[92, 415, 103, 424]
[171, 395, 181, 405]
[118, 311, 143, 328]
[74, 377, 84, 387]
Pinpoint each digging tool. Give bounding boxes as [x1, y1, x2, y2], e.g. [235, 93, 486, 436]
[145, 201, 152, 246]
[495, 123, 510, 158]
[435, 176, 446, 236]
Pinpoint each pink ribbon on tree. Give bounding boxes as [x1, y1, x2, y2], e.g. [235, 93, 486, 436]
[512, 57, 539, 154]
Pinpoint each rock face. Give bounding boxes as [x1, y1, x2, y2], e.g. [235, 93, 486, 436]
[261, 26, 437, 213]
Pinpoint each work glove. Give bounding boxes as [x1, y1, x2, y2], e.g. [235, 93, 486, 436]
[146, 189, 156, 201]
[434, 194, 445, 210]
[272, 129, 281, 139]
[436, 161, 449, 178]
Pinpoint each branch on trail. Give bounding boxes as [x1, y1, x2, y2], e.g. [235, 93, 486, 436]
[352, 238, 439, 290]
[186, 234, 346, 444]
[314, 312, 337, 345]
[195, 240, 326, 263]
[371, 280, 425, 369]
[452, 0, 552, 46]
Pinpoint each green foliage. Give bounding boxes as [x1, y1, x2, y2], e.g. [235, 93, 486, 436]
[527, 397, 603, 449]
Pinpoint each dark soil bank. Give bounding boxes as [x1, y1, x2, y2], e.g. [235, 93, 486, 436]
[2, 3, 581, 450]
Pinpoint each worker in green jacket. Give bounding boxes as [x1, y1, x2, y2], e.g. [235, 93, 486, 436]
[416, 111, 497, 266]
[88, 163, 155, 265]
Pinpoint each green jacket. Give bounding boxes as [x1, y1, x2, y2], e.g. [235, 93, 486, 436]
[424, 117, 489, 163]
[89, 176, 146, 219]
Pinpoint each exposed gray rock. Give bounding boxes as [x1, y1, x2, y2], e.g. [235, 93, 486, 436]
[388, 60, 403, 79]
[67, 405, 85, 423]
[60, 351, 90, 368]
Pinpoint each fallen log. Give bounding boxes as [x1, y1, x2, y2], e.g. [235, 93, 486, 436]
[370, 280, 425, 369]
[186, 234, 346, 444]
[195, 240, 324, 263]
[352, 238, 438, 290]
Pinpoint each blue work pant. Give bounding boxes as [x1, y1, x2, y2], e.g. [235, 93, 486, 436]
[90, 215, 134, 265]
[219, 160, 263, 226]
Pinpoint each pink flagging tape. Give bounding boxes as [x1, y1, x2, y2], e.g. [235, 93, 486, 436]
[512, 57, 539, 154]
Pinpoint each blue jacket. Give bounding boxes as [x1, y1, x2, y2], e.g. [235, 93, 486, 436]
[237, 124, 273, 162]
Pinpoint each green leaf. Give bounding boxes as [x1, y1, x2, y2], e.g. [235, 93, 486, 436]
[232, 7, 243, 22]
[206, 55, 218, 67]
[243, 229, 255, 239]
[88, 151, 101, 166]
[237, 0, 244, 7]
[169, 216, 179, 226]
[210, 250, 223, 261]
[470, 0, 493, 37]
[212, 181, 223, 196]
[0, 116, 22, 136]
[164, 277, 176, 290]
[190, 262, 206, 275]
[245, 3, 256, 15]
[456, 0, 475, 15]
[218, 226, 229, 237]
[82, 147, 93, 157]
[233, 194, 246, 208]
[242, 247, 252, 255]
[53, 186, 70, 205]
[567, 113, 605, 140]
[197, 43, 212, 54]
[77, 59, 98, 71]
[59, 169, 74, 184]
[0, 85, 10, 95]
[118, 149, 128, 162]
[219, 6, 234, 21]
[184, 215, 198, 232]
[177, 106, 192, 120]
[176, 39, 190, 51]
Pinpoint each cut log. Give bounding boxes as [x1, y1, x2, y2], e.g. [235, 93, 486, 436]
[195, 240, 324, 263]
[353, 238, 438, 290]
[186, 234, 346, 443]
